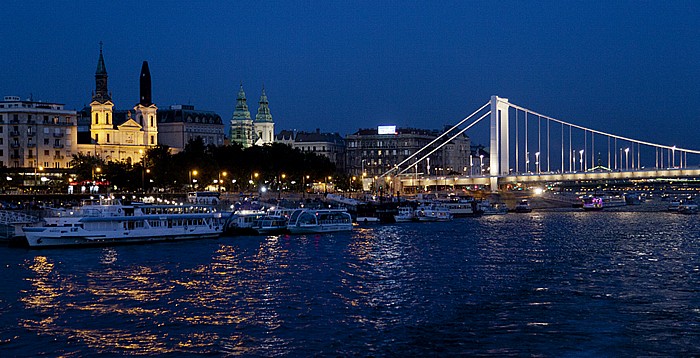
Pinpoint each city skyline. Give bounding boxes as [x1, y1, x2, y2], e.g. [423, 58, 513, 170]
[1, 1, 698, 147]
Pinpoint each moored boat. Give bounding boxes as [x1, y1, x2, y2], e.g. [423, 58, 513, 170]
[22, 201, 224, 248]
[394, 206, 417, 222]
[251, 215, 290, 235]
[415, 203, 452, 222]
[287, 208, 353, 234]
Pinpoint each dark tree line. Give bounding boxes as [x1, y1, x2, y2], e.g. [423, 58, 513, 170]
[69, 139, 344, 193]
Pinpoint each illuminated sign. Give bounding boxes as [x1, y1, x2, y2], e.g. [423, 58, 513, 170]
[378, 125, 396, 135]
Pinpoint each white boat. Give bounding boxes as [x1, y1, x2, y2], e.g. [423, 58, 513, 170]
[287, 208, 353, 234]
[23, 201, 224, 248]
[441, 199, 476, 217]
[415, 203, 452, 222]
[668, 199, 682, 211]
[224, 210, 266, 235]
[582, 196, 603, 211]
[394, 206, 417, 222]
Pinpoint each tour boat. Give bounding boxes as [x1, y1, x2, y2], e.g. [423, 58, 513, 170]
[415, 203, 452, 222]
[441, 199, 476, 217]
[22, 201, 224, 248]
[287, 208, 353, 234]
[394, 206, 417, 222]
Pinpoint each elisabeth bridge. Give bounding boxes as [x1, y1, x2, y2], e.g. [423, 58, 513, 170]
[383, 96, 700, 193]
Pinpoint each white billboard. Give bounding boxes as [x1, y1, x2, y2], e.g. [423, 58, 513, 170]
[377, 125, 396, 135]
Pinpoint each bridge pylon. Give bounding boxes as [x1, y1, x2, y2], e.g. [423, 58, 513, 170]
[489, 96, 510, 192]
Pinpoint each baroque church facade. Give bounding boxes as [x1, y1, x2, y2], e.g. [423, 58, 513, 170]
[77, 45, 157, 163]
[229, 84, 274, 147]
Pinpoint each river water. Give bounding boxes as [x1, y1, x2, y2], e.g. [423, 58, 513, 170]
[1, 209, 699, 356]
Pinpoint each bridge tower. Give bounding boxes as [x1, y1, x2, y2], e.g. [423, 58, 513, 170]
[489, 96, 510, 192]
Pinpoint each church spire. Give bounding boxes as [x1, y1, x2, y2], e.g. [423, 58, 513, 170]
[255, 85, 273, 123]
[139, 61, 152, 105]
[93, 41, 111, 103]
[232, 83, 251, 121]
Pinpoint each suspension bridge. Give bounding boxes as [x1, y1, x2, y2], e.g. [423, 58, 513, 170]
[384, 96, 700, 193]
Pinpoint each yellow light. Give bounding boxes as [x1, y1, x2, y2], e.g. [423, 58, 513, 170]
[38, 166, 44, 171]
[192, 170, 198, 176]
[96, 167, 101, 173]
[222, 171, 227, 177]
[281, 173, 286, 179]
[254, 172, 259, 178]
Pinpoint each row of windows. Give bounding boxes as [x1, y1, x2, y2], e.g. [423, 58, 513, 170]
[94, 133, 155, 145]
[0, 113, 74, 125]
[2, 160, 67, 168]
[0, 126, 71, 135]
[94, 113, 155, 127]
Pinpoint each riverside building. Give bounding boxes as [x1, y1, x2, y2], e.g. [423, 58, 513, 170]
[0, 96, 78, 172]
[276, 129, 346, 171]
[345, 127, 471, 178]
[157, 105, 225, 152]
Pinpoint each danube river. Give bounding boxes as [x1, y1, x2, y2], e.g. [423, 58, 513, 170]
[1, 210, 699, 356]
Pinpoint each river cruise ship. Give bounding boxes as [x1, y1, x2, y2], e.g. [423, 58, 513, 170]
[23, 201, 224, 248]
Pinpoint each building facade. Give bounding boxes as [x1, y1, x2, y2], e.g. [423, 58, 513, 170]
[77, 46, 157, 163]
[157, 105, 224, 152]
[229, 84, 274, 147]
[0, 96, 78, 170]
[345, 127, 471, 178]
[277, 129, 346, 171]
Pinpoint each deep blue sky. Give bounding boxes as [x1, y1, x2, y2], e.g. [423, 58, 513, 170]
[1, 1, 698, 147]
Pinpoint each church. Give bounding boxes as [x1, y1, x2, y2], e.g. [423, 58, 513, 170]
[229, 84, 274, 147]
[77, 44, 158, 163]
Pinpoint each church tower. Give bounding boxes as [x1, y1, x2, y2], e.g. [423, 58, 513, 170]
[90, 42, 116, 147]
[133, 61, 158, 146]
[253, 86, 274, 145]
[229, 84, 253, 147]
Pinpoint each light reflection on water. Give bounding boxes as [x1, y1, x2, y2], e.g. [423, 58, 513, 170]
[3, 211, 700, 356]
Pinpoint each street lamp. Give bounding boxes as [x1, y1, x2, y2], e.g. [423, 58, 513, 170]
[189, 169, 198, 189]
[218, 171, 227, 192]
[278, 173, 286, 199]
[535, 152, 540, 174]
[624, 148, 630, 170]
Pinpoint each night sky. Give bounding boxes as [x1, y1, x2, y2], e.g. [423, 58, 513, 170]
[1, 1, 698, 148]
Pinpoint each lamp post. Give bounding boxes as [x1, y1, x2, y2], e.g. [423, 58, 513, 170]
[535, 152, 540, 174]
[218, 171, 227, 192]
[189, 169, 198, 190]
[278, 173, 286, 199]
[35, 165, 44, 189]
[579, 150, 584, 172]
[426, 157, 431, 176]
[624, 148, 630, 170]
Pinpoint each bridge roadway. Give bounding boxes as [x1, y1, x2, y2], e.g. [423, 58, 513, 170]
[398, 167, 700, 189]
